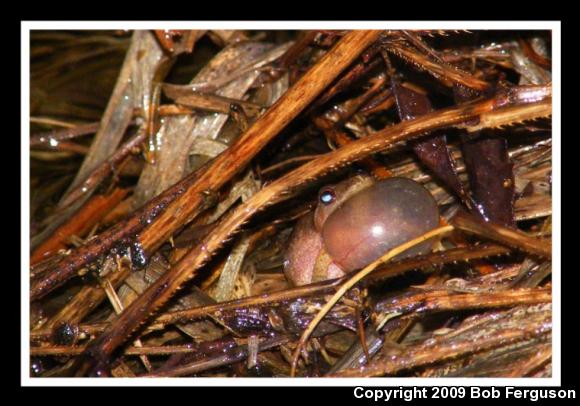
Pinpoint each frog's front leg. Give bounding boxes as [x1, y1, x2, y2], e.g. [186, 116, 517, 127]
[283, 212, 345, 286]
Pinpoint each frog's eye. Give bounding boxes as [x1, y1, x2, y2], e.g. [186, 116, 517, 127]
[319, 188, 336, 205]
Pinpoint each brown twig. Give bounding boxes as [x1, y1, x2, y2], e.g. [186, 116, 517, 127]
[450, 210, 551, 259]
[31, 188, 129, 265]
[373, 287, 551, 317]
[30, 122, 101, 147]
[331, 325, 549, 377]
[386, 43, 491, 92]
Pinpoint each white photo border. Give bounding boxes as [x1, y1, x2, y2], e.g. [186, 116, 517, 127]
[21, 20, 560, 386]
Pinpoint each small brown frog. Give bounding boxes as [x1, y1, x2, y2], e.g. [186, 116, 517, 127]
[283, 175, 440, 286]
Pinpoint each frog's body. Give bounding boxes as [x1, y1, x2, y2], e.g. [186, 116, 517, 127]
[283, 176, 439, 286]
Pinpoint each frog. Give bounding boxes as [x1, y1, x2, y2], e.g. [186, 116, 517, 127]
[283, 175, 440, 286]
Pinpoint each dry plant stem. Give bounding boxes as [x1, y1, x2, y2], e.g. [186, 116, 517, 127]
[163, 89, 262, 115]
[143, 335, 289, 377]
[31, 30, 382, 302]
[30, 122, 100, 147]
[29, 117, 79, 128]
[332, 74, 387, 124]
[313, 117, 391, 179]
[29, 244, 510, 342]
[518, 39, 551, 70]
[357, 311, 371, 361]
[311, 46, 382, 110]
[451, 210, 551, 259]
[276, 31, 318, 69]
[31, 188, 129, 265]
[156, 104, 196, 116]
[102, 279, 152, 371]
[289, 225, 453, 376]
[386, 44, 491, 92]
[39, 264, 133, 331]
[375, 287, 551, 317]
[366, 244, 510, 284]
[400, 30, 445, 63]
[77, 87, 549, 374]
[31, 344, 201, 357]
[58, 126, 147, 209]
[504, 345, 552, 377]
[32, 141, 89, 155]
[260, 154, 322, 176]
[360, 272, 446, 372]
[331, 325, 549, 377]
